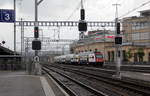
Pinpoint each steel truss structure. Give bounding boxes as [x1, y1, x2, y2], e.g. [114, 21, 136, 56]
[24, 37, 75, 52]
[20, 20, 117, 55]
[16, 21, 115, 27]
[24, 37, 77, 42]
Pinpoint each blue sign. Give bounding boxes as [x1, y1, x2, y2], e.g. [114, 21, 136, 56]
[0, 9, 15, 23]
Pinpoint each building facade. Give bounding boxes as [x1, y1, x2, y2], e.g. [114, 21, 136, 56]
[70, 29, 115, 62]
[71, 9, 150, 64]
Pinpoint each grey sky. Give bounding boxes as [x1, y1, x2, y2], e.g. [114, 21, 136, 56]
[0, 0, 150, 50]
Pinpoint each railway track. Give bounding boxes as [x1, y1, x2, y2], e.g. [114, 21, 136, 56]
[43, 64, 150, 96]
[56, 64, 150, 87]
[43, 67, 108, 96]
[103, 65, 150, 73]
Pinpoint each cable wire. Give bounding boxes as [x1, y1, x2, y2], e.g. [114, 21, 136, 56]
[66, 1, 81, 20]
[67, 0, 87, 20]
[119, 0, 150, 18]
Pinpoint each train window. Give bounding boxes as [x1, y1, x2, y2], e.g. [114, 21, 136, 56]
[92, 56, 94, 58]
[96, 55, 103, 58]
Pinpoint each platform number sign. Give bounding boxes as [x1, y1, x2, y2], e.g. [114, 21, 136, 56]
[0, 9, 15, 23]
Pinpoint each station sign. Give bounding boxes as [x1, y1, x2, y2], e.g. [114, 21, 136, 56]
[0, 9, 15, 23]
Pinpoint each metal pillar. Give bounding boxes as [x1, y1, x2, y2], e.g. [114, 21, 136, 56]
[115, 18, 121, 78]
[102, 25, 106, 65]
[113, 4, 122, 79]
[79, 0, 86, 40]
[25, 38, 30, 74]
[21, 18, 24, 55]
[14, 0, 16, 54]
[34, 0, 44, 75]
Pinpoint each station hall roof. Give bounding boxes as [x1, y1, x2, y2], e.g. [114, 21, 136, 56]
[0, 46, 15, 55]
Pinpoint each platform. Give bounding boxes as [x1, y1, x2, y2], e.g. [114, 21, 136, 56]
[0, 71, 68, 96]
[121, 71, 150, 82]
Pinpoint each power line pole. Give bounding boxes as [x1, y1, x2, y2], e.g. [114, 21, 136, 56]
[113, 4, 122, 79]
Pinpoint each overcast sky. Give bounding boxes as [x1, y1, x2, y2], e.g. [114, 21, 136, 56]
[0, 0, 150, 50]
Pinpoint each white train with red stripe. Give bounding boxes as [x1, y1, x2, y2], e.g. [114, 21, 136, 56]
[54, 51, 104, 66]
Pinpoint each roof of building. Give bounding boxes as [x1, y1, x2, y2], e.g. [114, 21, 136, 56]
[122, 9, 150, 21]
[139, 9, 150, 17]
[139, 9, 150, 14]
[0, 45, 15, 55]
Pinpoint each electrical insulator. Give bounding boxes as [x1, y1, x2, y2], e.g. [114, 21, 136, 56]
[81, 9, 85, 20]
[78, 21, 87, 31]
[34, 27, 39, 38]
[115, 37, 122, 44]
[117, 22, 120, 34]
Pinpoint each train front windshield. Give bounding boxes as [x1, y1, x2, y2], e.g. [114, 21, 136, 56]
[95, 54, 103, 58]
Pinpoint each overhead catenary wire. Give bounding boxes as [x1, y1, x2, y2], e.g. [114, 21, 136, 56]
[66, 1, 81, 20]
[119, 0, 150, 18]
[67, 0, 87, 20]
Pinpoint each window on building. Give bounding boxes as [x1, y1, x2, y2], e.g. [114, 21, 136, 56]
[132, 32, 150, 40]
[132, 22, 150, 30]
[140, 32, 150, 40]
[132, 32, 140, 40]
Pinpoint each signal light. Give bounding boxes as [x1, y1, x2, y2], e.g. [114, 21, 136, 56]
[34, 27, 39, 38]
[117, 22, 120, 34]
[32, 40, 41, 50]
[78, 21, 87, 31]
[115, 37, 122, 44]
[81, 9, 85, 20]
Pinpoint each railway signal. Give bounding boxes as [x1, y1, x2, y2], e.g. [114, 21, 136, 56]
[32, 40, 41, 50]
[117, 22, 120, 34]
[78, 21, 87, 31]
[81, 9, 85, 20]
[115, 36, 122, 44]
[34, 26, 39, 38]
[78, 0, 87, 39]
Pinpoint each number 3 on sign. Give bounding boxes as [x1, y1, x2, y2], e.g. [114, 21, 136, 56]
[4, 13, 10, 21]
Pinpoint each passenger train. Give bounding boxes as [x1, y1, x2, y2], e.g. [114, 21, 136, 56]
[54, 51, 104, 66]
